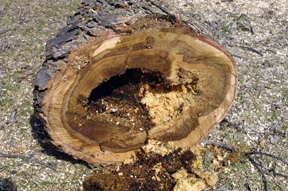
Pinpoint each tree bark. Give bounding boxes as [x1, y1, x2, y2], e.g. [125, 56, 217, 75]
[33, 0, 237, 167]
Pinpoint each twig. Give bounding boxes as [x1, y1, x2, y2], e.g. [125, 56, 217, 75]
[228, 44, 263, 56]
[222, 118, 243, 131]
[230, 54, 248, 59]
[205, 141, 268, 190]
[251, 159, 288, 179]
[205, 141, 238, 152]
[17, 73, 33, 83]
[269, 167, 288, 179]
[0, 153, 57, 170]
[206, 141, 288, 191]
[246, 151, 288, 165]
[221, 119, 266, 139]
[0, 154, 27, 159]
[0, 28, 11, 35]
[246, 154, 268, 191]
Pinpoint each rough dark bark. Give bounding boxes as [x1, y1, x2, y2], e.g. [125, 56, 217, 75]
[33, 0, 237, 167]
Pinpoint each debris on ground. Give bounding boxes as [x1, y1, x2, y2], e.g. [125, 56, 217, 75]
[83, 140, 234, 191]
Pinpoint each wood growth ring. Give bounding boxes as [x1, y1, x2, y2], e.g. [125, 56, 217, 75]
[36, 21, 237, 166]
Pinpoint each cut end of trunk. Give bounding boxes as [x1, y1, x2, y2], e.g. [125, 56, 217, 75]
[36, 16, 237, 166]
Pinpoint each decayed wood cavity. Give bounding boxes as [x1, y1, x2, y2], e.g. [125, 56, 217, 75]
[68, 69, 161, 152]
[43, 26, 237, 165]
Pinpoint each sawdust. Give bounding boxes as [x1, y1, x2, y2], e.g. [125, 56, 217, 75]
[140, 74, 198, 127]
[83, 140, 230, 191]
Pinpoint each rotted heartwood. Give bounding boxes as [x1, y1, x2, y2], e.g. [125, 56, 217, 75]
[33, 0, 237, 167]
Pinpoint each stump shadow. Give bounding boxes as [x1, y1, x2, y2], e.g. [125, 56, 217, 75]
[29, 114, 90, 168]
[0, 177, 17, 191]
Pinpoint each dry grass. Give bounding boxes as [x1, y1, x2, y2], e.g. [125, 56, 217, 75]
[0, 1, 91, 190]
[0, 0, 287, 190]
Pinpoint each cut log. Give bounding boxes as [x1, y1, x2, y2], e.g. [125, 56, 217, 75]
[33, 0, 237, 167]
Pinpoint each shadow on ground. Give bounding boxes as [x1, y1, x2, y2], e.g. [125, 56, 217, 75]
[0, 177, 17, 191]
[29, 114, 90, 168]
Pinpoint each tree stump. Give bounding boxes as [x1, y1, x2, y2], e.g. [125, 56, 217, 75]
[33, 0, 237, 167]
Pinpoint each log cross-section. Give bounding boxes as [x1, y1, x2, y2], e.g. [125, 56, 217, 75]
[33, 0, 237, 166]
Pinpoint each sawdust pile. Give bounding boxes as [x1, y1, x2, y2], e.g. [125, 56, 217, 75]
[83, 140, 234, 191]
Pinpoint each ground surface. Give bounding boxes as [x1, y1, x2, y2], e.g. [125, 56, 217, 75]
[0, 0, 287, 190]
